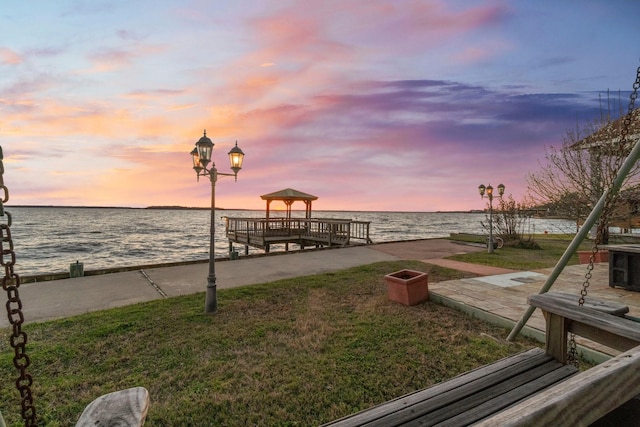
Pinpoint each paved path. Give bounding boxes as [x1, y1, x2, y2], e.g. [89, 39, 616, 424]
[4, 239, 485, 327]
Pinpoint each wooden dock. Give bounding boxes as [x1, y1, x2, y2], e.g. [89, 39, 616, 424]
[224, 217, 373, 253]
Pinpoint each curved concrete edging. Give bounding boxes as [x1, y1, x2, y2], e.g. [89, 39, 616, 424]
[429, 291, 612, 365]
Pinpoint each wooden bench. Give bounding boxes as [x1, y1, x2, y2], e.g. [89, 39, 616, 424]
[475, 292, 640, 426]
[323, 292, 640, 426]
[323, 347, 576, 426]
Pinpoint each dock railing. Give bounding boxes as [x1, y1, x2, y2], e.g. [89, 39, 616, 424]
[224, 217, 372, 250]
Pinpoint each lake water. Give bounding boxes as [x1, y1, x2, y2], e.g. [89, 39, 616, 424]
[4, 207, 575, 276]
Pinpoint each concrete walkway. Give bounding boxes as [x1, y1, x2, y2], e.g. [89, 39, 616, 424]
[4, 238, 639, 360]
[2, 239, 487, 327]
[2, 244, 400, 327]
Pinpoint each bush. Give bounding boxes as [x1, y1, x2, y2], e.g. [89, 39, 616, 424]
[508, 236, 542, 249]
[482, 196, 540, 249]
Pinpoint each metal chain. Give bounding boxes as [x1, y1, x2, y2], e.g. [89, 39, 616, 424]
[568, 65, 640, 366]
[0, 147, 37, 426]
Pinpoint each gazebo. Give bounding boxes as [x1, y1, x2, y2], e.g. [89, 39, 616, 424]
[260, 188, 318, 220]
[224, 188, 371, 254]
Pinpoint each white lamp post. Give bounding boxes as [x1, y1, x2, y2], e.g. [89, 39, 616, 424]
[478, 183, 505, 254]
[190, 130, 245, 314]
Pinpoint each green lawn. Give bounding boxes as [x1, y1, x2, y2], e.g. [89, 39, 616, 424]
[448, 234, 594, 270]
[0, 260, 537, 427]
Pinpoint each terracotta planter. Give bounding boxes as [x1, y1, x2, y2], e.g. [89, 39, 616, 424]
[577, 250, 609, 264]
[384, 269, 429, 306]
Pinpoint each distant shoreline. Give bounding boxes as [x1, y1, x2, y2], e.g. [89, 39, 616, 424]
[6, 205, 480, 214]
[7, 205, 236, 211]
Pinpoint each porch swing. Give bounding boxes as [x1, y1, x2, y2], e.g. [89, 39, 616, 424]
[324, 66, 640, 426]
[0, 148, 149, 426]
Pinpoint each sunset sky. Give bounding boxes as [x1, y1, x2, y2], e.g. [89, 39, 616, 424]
[1, 1, 639, 212]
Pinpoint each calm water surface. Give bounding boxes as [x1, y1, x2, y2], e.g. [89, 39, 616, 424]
[5, 207, 575, 276]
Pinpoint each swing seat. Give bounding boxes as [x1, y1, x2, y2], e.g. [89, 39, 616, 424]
[75, 386, 149, 427]
[324, 292, 640, 426]
[477, 292, 640, 426]
[322, 347, 577, 426]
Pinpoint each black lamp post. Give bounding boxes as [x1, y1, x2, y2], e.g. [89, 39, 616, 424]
[190, 130, 245, 314]
[478, 183, 505, 254]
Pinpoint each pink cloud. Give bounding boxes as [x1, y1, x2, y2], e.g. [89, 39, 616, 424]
[86, 48, 137, 72]
[83, 44, 166, 74]
[251, 12, 352, 62]
[124, 89, 185, 100]
[0, 47, 22, 64]
[450, 41, 511, 64]
[208, 0, 511, 114]
[416, 1, 508, 32]
[258, 0, 509, 53]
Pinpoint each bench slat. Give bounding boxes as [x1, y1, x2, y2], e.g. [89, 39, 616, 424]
[401, 361, 575, 427]
[434, 364, 577, 427]
[379, 359, 565, 427]
[325, 348, 566, 427]
[322, 348, 545, 427]
[474, 345, 640, 426]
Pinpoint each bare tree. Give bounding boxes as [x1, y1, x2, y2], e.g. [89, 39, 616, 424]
[527, 109, 640, 244]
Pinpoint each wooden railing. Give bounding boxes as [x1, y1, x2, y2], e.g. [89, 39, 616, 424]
[224, 217, 372, 248]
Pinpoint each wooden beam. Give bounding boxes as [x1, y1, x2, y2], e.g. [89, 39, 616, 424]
[545, 312, 569, 364]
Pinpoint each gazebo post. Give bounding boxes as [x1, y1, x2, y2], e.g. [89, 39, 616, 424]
[305, 200, 312, 218]
[260, 189, 319, 249]
[285, 201, 293, 219]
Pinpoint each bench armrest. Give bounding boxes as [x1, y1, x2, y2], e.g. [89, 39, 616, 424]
[528, 292, 640, 363]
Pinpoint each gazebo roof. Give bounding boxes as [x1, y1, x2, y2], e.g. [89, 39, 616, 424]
[260, 188, 318, 202]
[573, 108, 640, 150]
